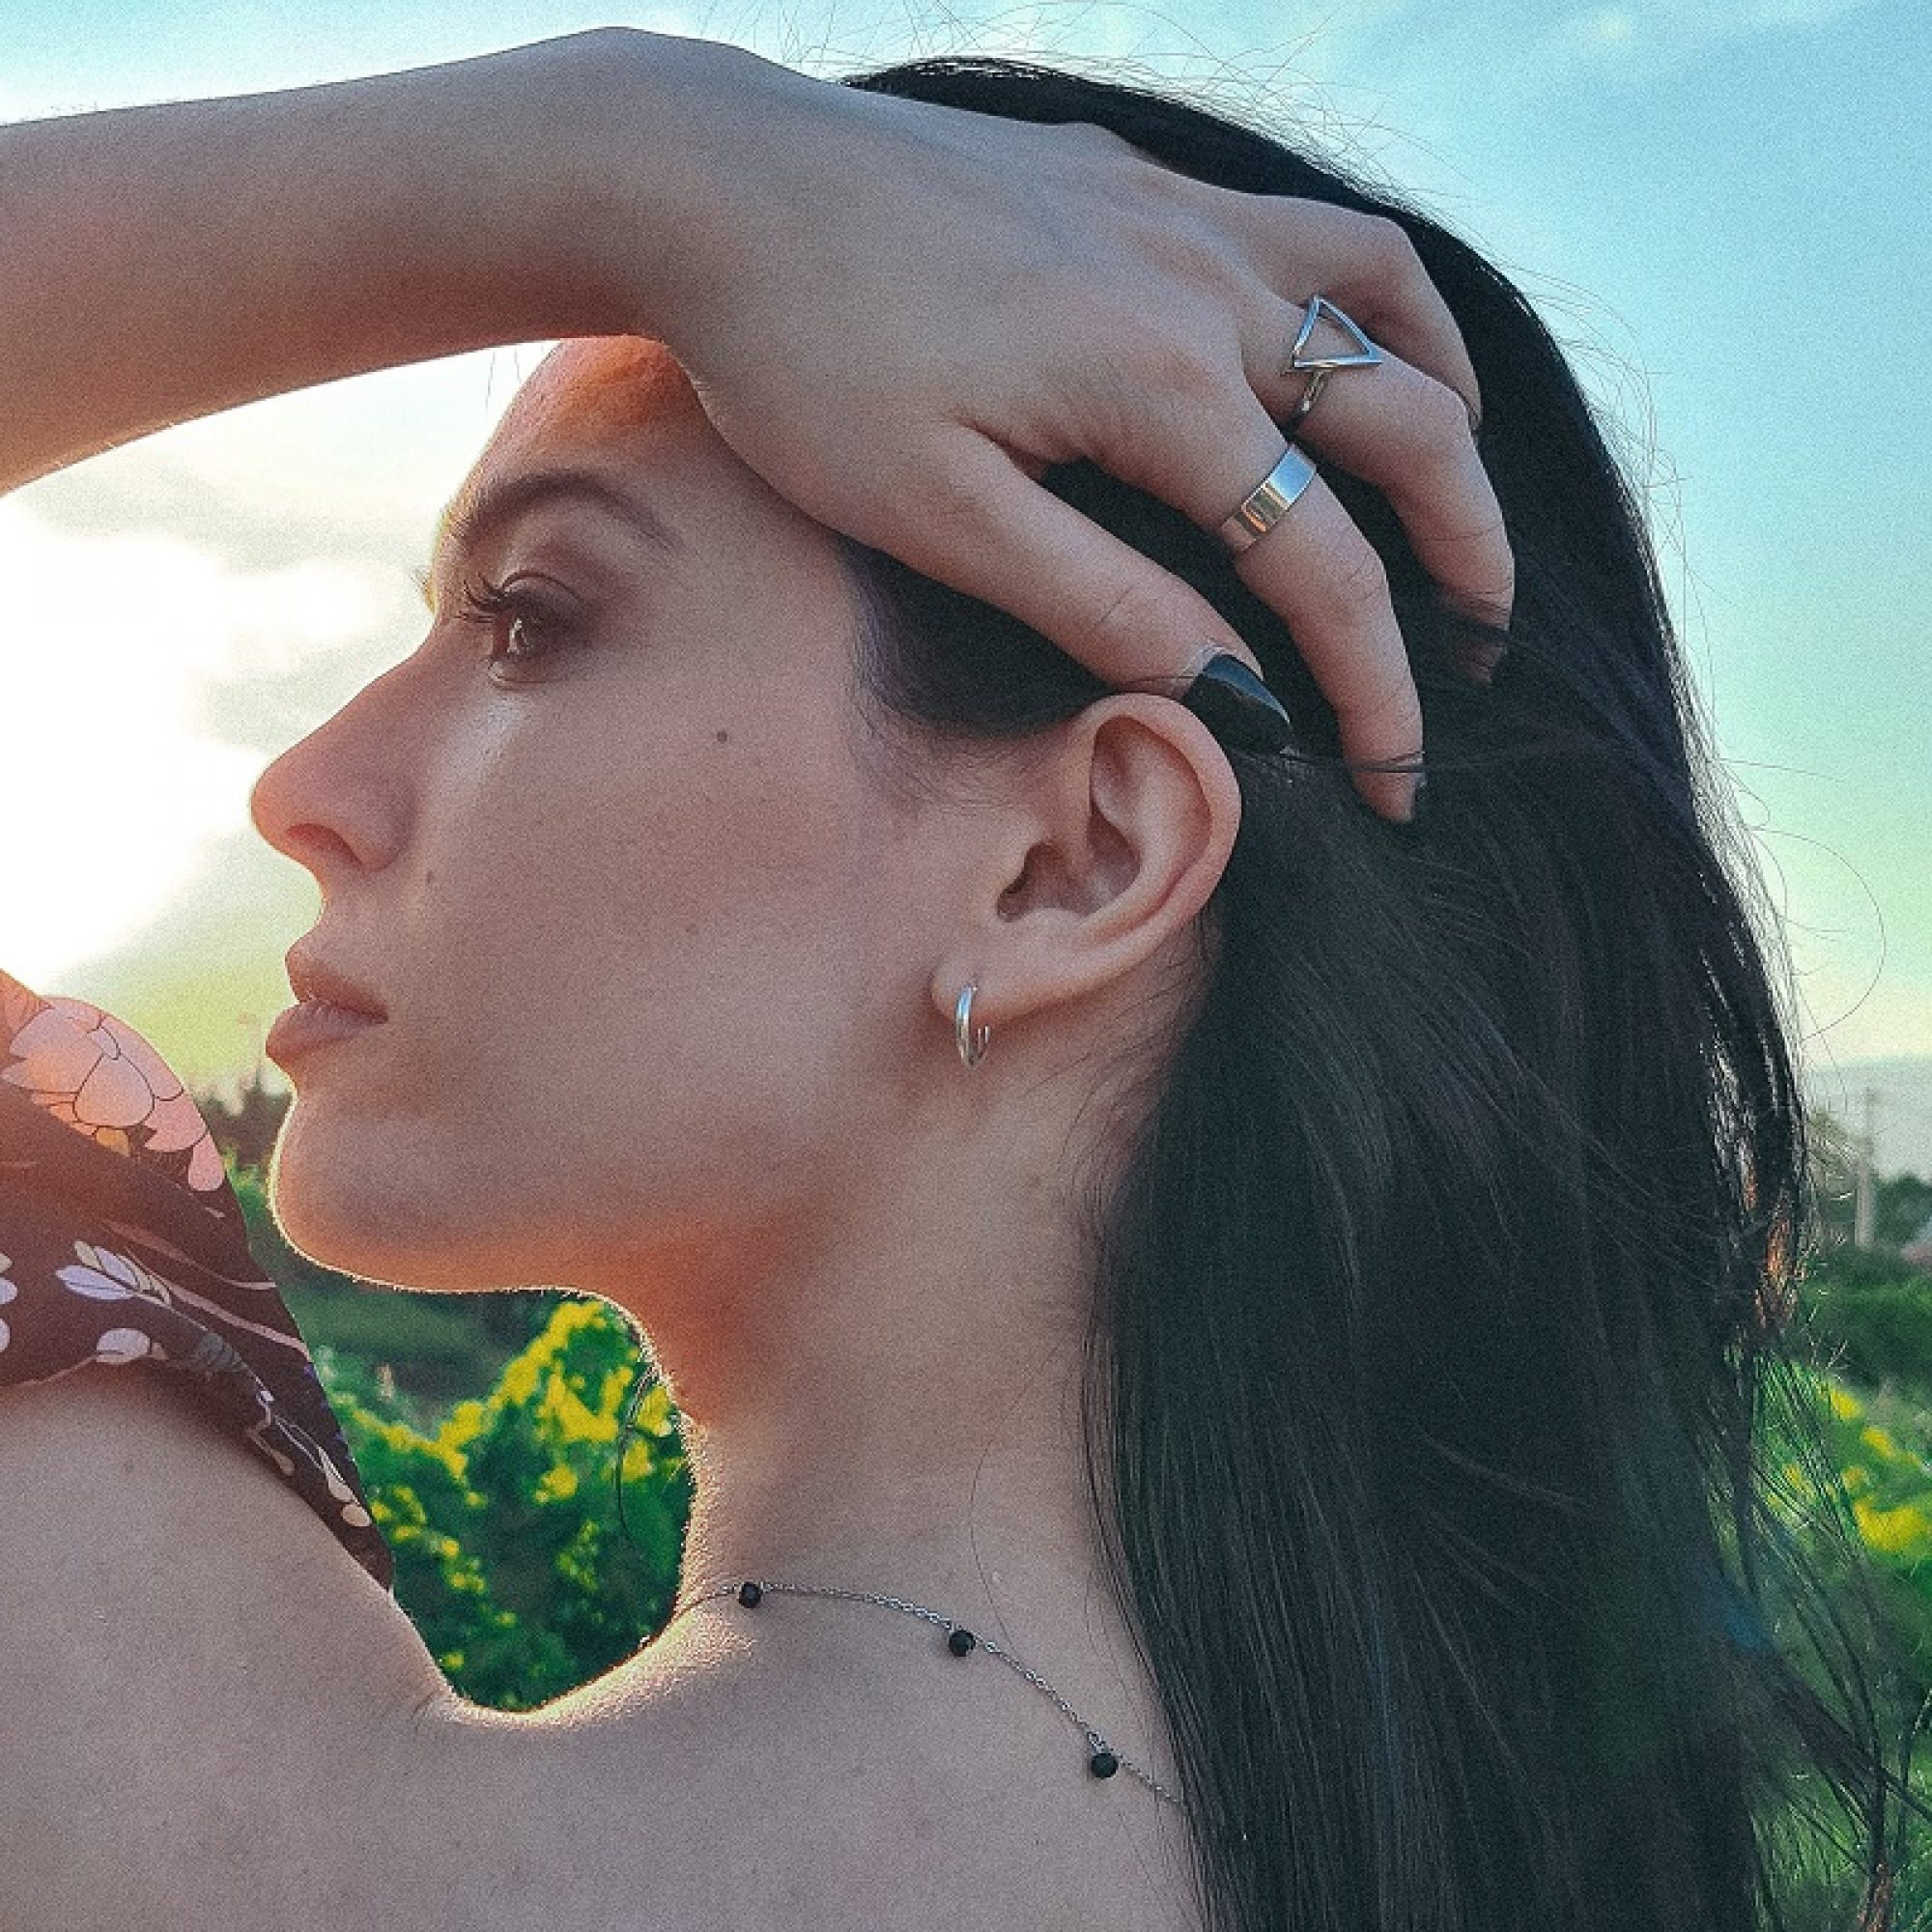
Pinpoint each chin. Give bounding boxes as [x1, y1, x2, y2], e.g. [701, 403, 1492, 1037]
[265, 1119, 494, 1293]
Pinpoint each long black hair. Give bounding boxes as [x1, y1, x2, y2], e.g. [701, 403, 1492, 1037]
[621, 52, 1928, 1932]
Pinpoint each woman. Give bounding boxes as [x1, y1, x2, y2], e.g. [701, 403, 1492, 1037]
[0, 30, 1917, 1932]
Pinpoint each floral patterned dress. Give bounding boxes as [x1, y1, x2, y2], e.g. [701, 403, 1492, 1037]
[0, 965, 394, 1590]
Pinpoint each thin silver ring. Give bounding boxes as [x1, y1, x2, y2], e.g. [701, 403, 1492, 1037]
[1286, 365, 1331, 433]
[1216, 444, 1319, 555]
[955, 981, 990, 1068]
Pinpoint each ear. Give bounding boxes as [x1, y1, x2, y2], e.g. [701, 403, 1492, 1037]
[929, 696, 1244, 1050]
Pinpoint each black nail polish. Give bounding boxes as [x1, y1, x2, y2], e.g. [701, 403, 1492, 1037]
[1179, 652, 1293, 754]
[1403, 770, 1430, 828]
[1455, 639, 1509, 686]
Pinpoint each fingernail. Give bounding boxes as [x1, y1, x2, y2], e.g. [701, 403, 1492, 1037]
[1179, 651, 1293, 754]
[1454, 638, 1510, 686]
[1403, 769, 1430, 827]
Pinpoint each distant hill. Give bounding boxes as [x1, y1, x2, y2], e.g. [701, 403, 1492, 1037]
[1803, 1055, 1932, 1180]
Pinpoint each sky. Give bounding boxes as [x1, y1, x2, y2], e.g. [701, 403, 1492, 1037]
[3, 0, 1929, 1169]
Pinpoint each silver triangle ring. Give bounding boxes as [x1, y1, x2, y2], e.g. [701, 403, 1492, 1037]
[1281, 295, 1383, 429]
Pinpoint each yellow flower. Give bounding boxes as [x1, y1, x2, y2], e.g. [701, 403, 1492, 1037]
[538, 1373, 616, 1445]
[498, 1352, 542, 1407]
[1853, 1498, 1932, 1559]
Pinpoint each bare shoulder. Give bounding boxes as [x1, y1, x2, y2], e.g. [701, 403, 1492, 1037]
[0, 1363, 449, 1929]
[400, 1639, 1208, 1932]
[0, 1371, 1201, 1931]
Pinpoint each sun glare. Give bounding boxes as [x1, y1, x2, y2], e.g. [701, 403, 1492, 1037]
[0, 497, 393, 988]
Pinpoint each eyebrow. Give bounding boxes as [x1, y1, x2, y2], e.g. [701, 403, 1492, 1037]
[419, 466, 685, 609]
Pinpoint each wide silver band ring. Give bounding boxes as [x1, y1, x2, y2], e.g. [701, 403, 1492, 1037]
[1216, 444, 1319, 555]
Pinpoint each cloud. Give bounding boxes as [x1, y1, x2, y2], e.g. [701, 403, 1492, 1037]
[1523, 0, 1881, 85]
[0, 497, 406, 985]
[43, 824, 325, 1099]
[15, 440, 405, 581]
[1266, 0, 1888, 107]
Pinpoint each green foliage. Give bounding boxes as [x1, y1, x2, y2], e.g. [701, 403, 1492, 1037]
[319, 1296, 691, 1713]
[207, 1143, 690, 1707]
[1766, 1364, 1932, 1694]
[1798, 1248, 1932, 1406]
[199, 1068, 291, 1174]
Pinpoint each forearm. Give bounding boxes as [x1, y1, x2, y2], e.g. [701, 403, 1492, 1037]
[0, 27, 731, 493]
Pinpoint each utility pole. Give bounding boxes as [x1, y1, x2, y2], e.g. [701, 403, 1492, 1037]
[1853, 1085, 1880, 1249]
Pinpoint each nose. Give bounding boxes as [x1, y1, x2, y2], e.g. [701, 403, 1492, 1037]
[248, 667, 415, 887]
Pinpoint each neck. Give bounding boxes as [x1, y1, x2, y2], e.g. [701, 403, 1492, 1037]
[674, 1328, 1120, 1644]
[587, 1139, 1172, 1779]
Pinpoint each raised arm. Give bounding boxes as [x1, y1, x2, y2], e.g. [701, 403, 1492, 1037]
[0, 28, 680, 490]
[1, 28, 1513, 822]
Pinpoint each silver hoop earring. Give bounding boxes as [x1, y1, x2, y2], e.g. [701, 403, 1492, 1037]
[954, 981, 991, 1069]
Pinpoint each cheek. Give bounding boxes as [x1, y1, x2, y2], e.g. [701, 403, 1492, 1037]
[289, 724, 892, 1288]
[455, 741, 855, 1079]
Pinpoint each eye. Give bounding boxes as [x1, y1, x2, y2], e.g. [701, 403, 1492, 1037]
[450, 573, 582, 681]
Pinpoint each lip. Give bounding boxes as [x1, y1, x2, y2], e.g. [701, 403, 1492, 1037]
[265, 999, 385, 1066]
[285, 942, 388, 1020]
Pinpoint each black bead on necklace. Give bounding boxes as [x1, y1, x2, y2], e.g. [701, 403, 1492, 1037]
[678, 1577, 1171, 1804]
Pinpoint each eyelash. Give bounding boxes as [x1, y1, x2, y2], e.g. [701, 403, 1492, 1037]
[449, 573, 580, 680]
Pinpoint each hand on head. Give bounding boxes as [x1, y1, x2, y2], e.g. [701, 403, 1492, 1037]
[641, 52, 1515, 824]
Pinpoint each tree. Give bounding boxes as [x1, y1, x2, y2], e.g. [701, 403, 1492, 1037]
[318, 1296, 691, 1711]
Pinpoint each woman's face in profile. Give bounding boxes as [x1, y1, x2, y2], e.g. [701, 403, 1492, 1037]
[249, 338, 946, 1299]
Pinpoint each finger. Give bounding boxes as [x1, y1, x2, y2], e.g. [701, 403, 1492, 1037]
[1262, 323, 1514, 630]
[875, 428, 1274, 696]
[1073, 388, 1426, 820]
[900, 421, 1423, 824]
[1232, 200, 1483, 432]
[1214, 445, 1425, 825]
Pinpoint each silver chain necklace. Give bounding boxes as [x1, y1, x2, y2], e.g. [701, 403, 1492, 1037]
[662, 1577, 1186, 1811]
